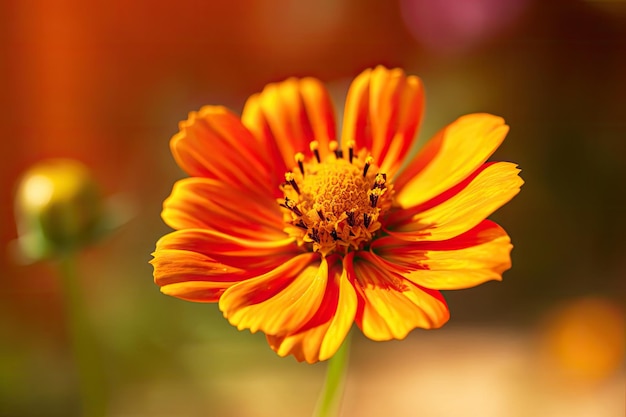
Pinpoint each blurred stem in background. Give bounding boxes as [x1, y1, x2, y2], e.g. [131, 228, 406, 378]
[314, 332, 351, 417]
[58, 252, 107, 417]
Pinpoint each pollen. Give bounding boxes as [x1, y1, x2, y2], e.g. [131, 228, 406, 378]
[279, 142, 393, 256]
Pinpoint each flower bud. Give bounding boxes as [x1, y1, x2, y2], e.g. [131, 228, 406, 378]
[14, 159, 104, 260]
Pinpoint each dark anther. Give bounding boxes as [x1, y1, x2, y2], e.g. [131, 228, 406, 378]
[286, 173, 300, 194]
[363, 213, 371, 228]
[330, 230, 339, 241]
[295, 220, 307, 229]
[373, 173, 387, 189]
[335, 148, 343, 159]
[346, 211, 356, 227]
[291, 205, 303, 217]
[369, 193, 379, 208]
[297, 159, 305, 176]
[308, 228, 320, 243]
[281, 197, 303, 216]
[348, 147, 354, 163]
[317, 209, 325, 221]
[288, 180, 300, 195]
[363, 157, 373, 177]
[310, 142, 321, 163]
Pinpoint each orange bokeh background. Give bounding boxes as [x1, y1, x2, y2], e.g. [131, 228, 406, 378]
[1, 0, 624, 416]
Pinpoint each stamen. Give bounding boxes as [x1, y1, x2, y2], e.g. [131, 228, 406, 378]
[295, 153, 305, 176]
[363, 156, 374, 177]
[369, 188, 383, 208]
[329, 141, 342, 159]
[330, 230, 339, 241]
[310, 141, 321, 163]
[346, 210, 356, 227]
[281, 197, 303, 216]
[363, 213, 371, 228]
[285, 172, 300, 194]
[347, 140, 355, 163]
[317, 209, 325, 221]
[308, 228, 320, 243]
[373, 173, 387, 189]
[295, 220, 307, 229]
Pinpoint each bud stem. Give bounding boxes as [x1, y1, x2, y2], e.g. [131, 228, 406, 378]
[58, 253, 107, 417]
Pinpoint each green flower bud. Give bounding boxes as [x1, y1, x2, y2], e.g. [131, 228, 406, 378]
[14, 159, 104, 260]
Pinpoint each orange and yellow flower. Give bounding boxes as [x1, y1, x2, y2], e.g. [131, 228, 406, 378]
[151, 66, 523, 363]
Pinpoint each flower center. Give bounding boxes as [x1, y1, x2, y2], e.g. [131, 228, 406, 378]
[279, 141, 393, 256]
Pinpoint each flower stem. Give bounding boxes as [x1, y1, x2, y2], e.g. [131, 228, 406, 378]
[313, 332, 352, 417]
[58, 252, 107, 417]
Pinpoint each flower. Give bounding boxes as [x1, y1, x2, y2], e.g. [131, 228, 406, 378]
[151, 66, 523, 363]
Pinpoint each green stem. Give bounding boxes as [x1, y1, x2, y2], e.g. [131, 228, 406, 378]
[313, 332, 352, 417]
[58, 252, 106, 417]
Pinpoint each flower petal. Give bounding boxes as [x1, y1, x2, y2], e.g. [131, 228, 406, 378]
[372, 220, 512, 290]
[347, 252, 449, 341]
[170, 106, 276, 196]
[395, 113, 510, 208]
[387, 162, 523, 241]
[152, 228, 298, 301]
[241, 77, 337, 176]
[341, 66, 424, 178]
[157, 280, 236, 303]
[154, 228, 298, 272]
[162, 177, 285, 239]
[152, 232, 264, 302]
[219, 252, 325, 336]
[266, 255, 357, 363]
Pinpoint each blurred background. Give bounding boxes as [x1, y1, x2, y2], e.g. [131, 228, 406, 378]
[1, 0, 624, 416]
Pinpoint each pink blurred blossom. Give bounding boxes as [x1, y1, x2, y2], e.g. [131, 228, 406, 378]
[400, 0, 528, 55]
